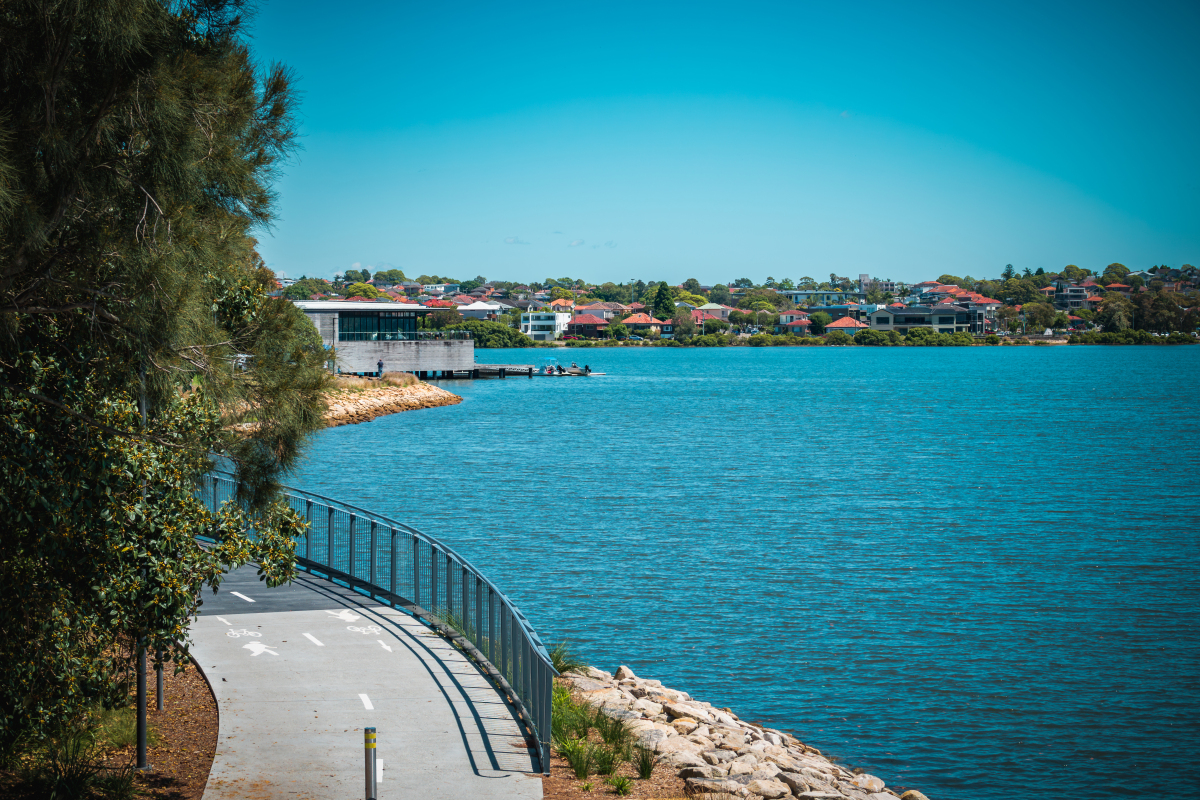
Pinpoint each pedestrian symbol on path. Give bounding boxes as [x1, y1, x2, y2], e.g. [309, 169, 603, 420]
[243, 642, 279, 657]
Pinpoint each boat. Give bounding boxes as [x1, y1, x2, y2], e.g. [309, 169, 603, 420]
[537, 357, 605, 376]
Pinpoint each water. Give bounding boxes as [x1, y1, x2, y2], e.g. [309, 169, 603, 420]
[290, 345, 1200, 799]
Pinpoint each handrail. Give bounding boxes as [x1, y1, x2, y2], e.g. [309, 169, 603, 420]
[337, 330, 474, 341]
[197, 470, 556, 774]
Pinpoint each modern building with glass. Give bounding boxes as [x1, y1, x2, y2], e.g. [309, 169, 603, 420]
[293, 301, 474, 375]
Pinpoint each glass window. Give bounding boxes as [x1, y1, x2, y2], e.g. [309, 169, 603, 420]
[876, 316, 890, 324]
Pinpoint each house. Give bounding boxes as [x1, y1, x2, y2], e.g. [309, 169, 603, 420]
[779, 319, 812, 335]
[868, 305, 972, 334]
[422, 283, 460, 295]
[1056, 284, 1089, 309]
[777, 289, 866, 305]
[778, 310, 809, 324]
[825, 317, 869, 336]
[858, 274, 897, 294]
[1105, 283, 1132, 297]
[1084, 295, 1105, 310]
[575, 301, 629, 320]
[807, 305, 864, 322]
[520, 312, 571, 341]
[566, 314, 609, 339]
[696, 302, 731, 320]
[459, 301, 504, 321]
[550, 298, 575, 312]
[620, 313, 671, 336]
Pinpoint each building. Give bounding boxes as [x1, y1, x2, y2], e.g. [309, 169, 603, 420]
[567, 314, 609, 339]
[696, 302, 731, 320]
[293, 300, 473, 375]
[458, 301, 504, 320]
[620, 313, 672, 337]
[520, 311, 571, 341]
[777, 289, 866, 306]
[825, 317, 870, 336]
[868, 305, 972, 334]
[858, 274, 897, 294]
[422, 283, 460, 295]
[575, 301, 629, 320]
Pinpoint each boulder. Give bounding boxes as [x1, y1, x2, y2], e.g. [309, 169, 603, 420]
[659, 750, 708, 769]
[658, 736, 703, 754]
[672, 717, 699, 735]
[679, 765, 726, 780]
[665, 701, 714, 721]
[867, 794, 896, 800]
[635, 728, 669, 750]
[777, 772, 810, 794]
[687, 734, 716, 750]
[633, 698, 663, 717]
[729, 761, 756, 776]
[702, 749, 738, 765]
[615, 665, 639, 680]
[565, 677, 610, 692]
[732, 754, 759, 766]
[900, 793, 931, 800]
[797, 793, 846, 800]
[581, 667, 612, 681]
[851, 774, 886, 793]
[747, 779, 792, 799]
[685, 777, 747, 796]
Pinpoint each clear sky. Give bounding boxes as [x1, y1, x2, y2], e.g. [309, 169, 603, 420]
[249, 0, 1199, 286]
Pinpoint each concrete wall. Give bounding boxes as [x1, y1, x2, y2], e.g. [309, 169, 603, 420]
[335, 339, 474, 373]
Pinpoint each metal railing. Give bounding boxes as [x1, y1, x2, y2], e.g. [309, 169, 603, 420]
[198, 471, 556, 773]
[337, 330, 474, 342]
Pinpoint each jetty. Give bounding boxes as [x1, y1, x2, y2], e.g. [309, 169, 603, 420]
[414, 363, 536, 379]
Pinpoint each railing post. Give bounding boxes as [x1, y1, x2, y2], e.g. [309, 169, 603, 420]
[475, 576, 483, 651]
[389, 529, 397, 596]
[413, 538, 421, 609]
[430, 547, 439, 616]
[369, 521, 377, 586]
[444, 552, 452, 621]
[327, 506, 335, 569]
[488, 587, 497, 667]
[461, 566, 469, 637]
[305, 500, 313, 560]
[349, 514, 357, 579]
[540, 659, 551, 774]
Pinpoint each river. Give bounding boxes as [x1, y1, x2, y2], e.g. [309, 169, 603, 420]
[289, 344, 1200, 800]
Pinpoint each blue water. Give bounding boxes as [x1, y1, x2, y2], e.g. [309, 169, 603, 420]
[290, 346, 1200, 799]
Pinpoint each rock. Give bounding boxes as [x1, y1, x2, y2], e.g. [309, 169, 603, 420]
[747, 779, 792, 799]
[686, 777, 747, 796]
[659, 750, 708, 769]
[567, 677, 612, 693]
[702, 749, 737, 765]
[583, 666, 612, 681]
[797, 793, 846, 800]
[665, 701, 714, 721]
[777, 772, 811, 794]
[729, 761, 756, 776]
[679, 765, 726, 780]
[658, 736, 703, 754]
[900, 793, 931, 800]
[602, 706, 641, 721]
[866, 794, 896, 800]
[732, 754, 759, 766]
[851, 774, 886, 793]
[635, 728, 669, 750]
[753, 762, 782, 778]
[633, 698, 664, 717]
[672, 717, 699, 734]
[615, 665, 639, 680]
[687, 734, 716, 750]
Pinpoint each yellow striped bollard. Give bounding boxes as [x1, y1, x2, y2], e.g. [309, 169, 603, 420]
[364, 726, 377, 800]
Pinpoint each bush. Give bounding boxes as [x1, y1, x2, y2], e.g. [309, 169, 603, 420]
[1068, 329, 1193, 345]
[438, 319, 535, 348]
[592, 743, 625, 775]
[824, 331, 853, 346]
[985, 334, 1000, 345]
[633, 745, 655, 779]
[853, 329, 889, 346]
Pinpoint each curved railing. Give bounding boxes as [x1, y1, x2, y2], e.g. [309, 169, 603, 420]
[198, 471, 556, 773]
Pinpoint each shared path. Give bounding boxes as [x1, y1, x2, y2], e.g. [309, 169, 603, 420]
[189, 565, 542, 799]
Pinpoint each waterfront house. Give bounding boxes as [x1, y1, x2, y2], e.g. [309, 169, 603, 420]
[697, 302, 731, 320]
[779, 319, 812, 335]
[566, 314, 609, 339]
[575, 301, 629, 320]
[825, 316, 870, 336]
[520, 311, 571, 341]
[869, 305, 971, 334]
[621, 313, 671, 336]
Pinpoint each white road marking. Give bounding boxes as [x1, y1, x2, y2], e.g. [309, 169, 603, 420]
[325, 609, 360, 622]
[243, 642, 278, 657]
[347, 625, 382, 635]
[377, 640, 392, 652]
[303, 633, 324, 646]
[359, 693, 374, 710]
[216, 616, 231, 625]
[230, 591, 255, 603]
[377, 759, 384, 782]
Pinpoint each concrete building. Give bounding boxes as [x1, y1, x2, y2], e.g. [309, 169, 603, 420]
[294, 300, 473, 375]
[520, 312, 571, 341]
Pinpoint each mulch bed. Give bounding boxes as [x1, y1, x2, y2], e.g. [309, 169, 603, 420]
[541, 736, 690, 800]
[0, 657, 218, 800]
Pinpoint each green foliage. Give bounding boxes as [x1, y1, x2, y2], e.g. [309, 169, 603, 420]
[1022, 302, 1057, 330]
[446, 319, 534, 348]
[606, 322, 630, 340]
[345, 282, 381, 299]
[1068, 330, 1194, 345]
[736, 288, 793, 311]
[986, 334, 1001, 345]
[825, 330, 854, 345]
[607, 775, 634, 795]
[374, 268, 408, 283]
[708, 284, 732, 305]
[559, 737, 594, 779]
[0, 0, 326, 746]
[344, 268, 370, 284]
[592, 742, 625, 775]
[671, 307, 697, 340]
[549, 641, 588, 675]
[594, 714, 634, 748]
[853, 329, 890, 346]
[282, 278, 333, 300]
[633, 745, 656, 779]
[809, 312, 833, 333]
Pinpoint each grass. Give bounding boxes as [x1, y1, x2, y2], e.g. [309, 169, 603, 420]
[15, 717, 142, 800]
[591, 743, 625, 776]
[594, 713, 633, 748]
[606, 775, 634, 796]
[333, 372, 418, 392]
[558, 737, 593, 779]
[549, 640, 588, 675]
[633, 745, 655, 779]
[93, 705, 159, 750]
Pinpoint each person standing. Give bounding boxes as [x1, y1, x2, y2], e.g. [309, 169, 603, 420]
[377, 359, 384, 377]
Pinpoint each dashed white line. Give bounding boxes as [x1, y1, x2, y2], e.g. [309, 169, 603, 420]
[303, 633, 324, 647]
[359, 693, 374, 710]
[230, 591, 255, 603]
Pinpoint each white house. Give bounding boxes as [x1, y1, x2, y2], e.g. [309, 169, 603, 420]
[458, 301, 503, 320]
[520, 312, 571, 341]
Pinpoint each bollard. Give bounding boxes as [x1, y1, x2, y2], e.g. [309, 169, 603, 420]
[364, 727, 377, 800]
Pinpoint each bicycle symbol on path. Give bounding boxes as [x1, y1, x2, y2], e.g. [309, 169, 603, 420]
[226, 628, 261, 638]
[347, 625, 383, 635]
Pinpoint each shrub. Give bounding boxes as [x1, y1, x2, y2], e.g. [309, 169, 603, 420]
[607, 775, 634, 796]
[592, 743, 625, 775]
[594, 714, 633, 748]
[558, 737, 593, 778]
[852, 329, 889, 346]
[985, 334, 1000, 345]
[549, 641, 588, 675]
[633, 745, 655, 778]
[824, 331, 853, 346]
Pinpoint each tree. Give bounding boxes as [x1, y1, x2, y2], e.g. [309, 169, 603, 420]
[344, 268, 368, 284]
[708, 284, 732, 305]
[1052, 312, 1071, 330]
[283, 278, 332, 300]
[703, 318, 730, 334]
[451, 319, 534, 348]
[0, 0, 324, 748]
[778, 278, 795, 290]
[731, 278, 754, 289]
[1023, 302, 1057, 330]
[797, 276, 817, 289]
[1095, 295, 1134, 332]
[1002, 264, 1016, 281]
[682, 278, 704, 294]
[1061, 264, 1086, 281]
[652, 282, 675, 320]
[374, 268, 407, 283]
[345, 282, 381, 299]
[671, 307, 697, 340]
[606, 322, 630, 340]
[593, 282, 631, 304]
[810, 312, 833, 334]
[937, 274, 964, 287]
[736, 288, 792, 311]
[825, 330, 853, 345]
[426, 309, 464, 328]
[677, 291, 708, 306]
[550, 286, 574, 301]
[854, 329, 890, 346]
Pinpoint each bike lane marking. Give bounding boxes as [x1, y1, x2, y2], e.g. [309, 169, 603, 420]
[303, 633, 325, 646]
[359, 693, 374, 710]
[229, 591, 255, 603]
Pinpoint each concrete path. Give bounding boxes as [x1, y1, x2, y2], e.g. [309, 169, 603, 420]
[190, 566, 542, 800]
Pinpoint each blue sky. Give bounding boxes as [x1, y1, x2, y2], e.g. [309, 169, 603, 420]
[250, 0, 1199, 285]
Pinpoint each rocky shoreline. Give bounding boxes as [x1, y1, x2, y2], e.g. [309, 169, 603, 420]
[565, 666, 930, 800]
[322, 382, 462, 427]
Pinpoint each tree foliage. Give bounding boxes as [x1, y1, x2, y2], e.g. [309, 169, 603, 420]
[0, 0, 328, 745]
